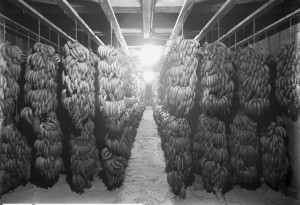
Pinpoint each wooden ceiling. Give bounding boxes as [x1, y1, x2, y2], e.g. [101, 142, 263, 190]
[0, 0, 298, 56]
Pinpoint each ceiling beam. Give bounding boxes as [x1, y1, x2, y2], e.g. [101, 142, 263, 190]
[98, 0, 131, 57]
[194, 0, 237, 41]
[10, 0, 75, 42]
[56, 0, 104, 46]
[142, 0, 155, 39]
[217, 0, 280, 42]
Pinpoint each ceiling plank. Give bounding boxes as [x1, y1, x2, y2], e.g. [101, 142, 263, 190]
[56, 0, 104, 46]
[217, 0, 281, 42]
[10, 0, 75, 42]
[142, 0, 154, 39]
[98, 0, 131, 57]
[194, 0, 237, 41]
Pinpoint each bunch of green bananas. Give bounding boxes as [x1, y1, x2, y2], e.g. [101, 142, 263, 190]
[275, 42, 300, 121]
[192, 113, 230, 193]
[0, 124, 31, 189]
[199, 42, 235, 115]
[0, 43, 22, 116]
[0, 43, 32, 191]
[229, 112, 259, 184]
[62, 41, 99, 193]
[69, 118, 99, 193]
[97, 45, 144, 187]
[62, 41, 95, 129]
[21, 42, 63, 180]
[234, 46, 271, 117]
[153, 104, 192, 199]
[165, 37, 200, 116]
[260, 117, 289, 189]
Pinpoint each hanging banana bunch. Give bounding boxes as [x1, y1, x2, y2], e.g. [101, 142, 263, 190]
[234, 46, 271, 117]
[97, 45, 144, 187]
[62, 41, 99, 193]
[192, 113, 230, 193]
[165, 37, 200, 116]
[199, 42, 235, 115]
[0, 43, 31, 190]
[275, 42, 300, 121]
[21, 42, 63, 180]
[229, 112, 259, 184]
[260, 117, 289, 189]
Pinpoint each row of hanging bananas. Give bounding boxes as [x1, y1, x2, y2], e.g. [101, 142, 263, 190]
[229, 112, 259, 184]
[275, 42, 300, 121]
[260, 117, 289, 189]
[98, 45, 144, 188]
[164, 37, 200, 117]
[63, 41, 99, 193]
[0, 43, 32, 192]
[199, 42, 235, 115]
[22, 42, 63, 181]
[62, 41, 95, 129]
[69, 118, 99, 193]
[192, 113, 230, 193]
[234, 46, 271, 117]
[0, 124, 31, 189]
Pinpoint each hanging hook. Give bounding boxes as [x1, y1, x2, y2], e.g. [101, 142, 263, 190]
[38, 20, 40, 43]
[27, 33, 30, 50]
[289, 17, 292, 42]
[217, 20, 220, 39]
[234, 32, 237, 50]
[181, 22, 184, 37]
[75, 21, 77, 41]
[253, 18, 256, 48]
[58, 34, 60, 53]
[110, 20, 112, 46]
[3, 21, 6, 43]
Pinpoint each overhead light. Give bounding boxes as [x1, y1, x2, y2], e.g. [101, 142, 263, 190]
[138, 44, 163, 66]
[143, 70, 155, 84]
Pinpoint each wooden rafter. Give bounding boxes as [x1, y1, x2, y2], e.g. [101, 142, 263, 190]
[10, 0, 75, 42]
[217, 0, 281, 42]
[142, 0, 154, 39]
[194, 0, 237, 41]
[56, 0, 104, 46]
[98, 0, 131, 57]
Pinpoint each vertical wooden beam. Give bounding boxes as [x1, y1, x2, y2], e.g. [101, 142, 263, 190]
[142, 0, 154, 39]
[194, 0, 237, 41]
[10, 0, 75, 42]
[98, 0, 131, 57]
[56, 0, 104, 46]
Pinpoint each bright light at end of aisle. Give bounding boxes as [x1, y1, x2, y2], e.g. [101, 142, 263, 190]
[143, 71, 155, 84]
[139, 44, 163, 66]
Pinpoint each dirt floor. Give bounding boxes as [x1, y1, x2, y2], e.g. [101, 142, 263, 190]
[1, 107, 300, 205]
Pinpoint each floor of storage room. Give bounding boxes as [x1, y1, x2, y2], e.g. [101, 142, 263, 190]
[1, 107, 299, 205]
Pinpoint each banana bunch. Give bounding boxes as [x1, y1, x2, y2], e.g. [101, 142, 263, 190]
[229, 112, 259, 184]
[192, 113, 230, 192]
[167, 171, 186, 198]
[69, 118, 99, 193]
[62, 41, 95, 129]
[260, 117, 289, 189]
[275, 42, 300, 121]
[98, 76, 125, 101]
[21, 42, 63, 181]
[199, 42, 235, 115]
[234, 46, 271, 117]
[0, 43, 22, 116]
[0, 124, 31, 189]
[163, 37, 199, 117]
[34, 112, 63, 180]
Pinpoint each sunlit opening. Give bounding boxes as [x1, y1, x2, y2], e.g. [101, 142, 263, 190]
[143, 71, 155, 84]
[139, 44, 163, 66]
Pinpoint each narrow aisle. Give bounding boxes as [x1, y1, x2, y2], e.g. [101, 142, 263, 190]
[117, 106, 173, 204]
